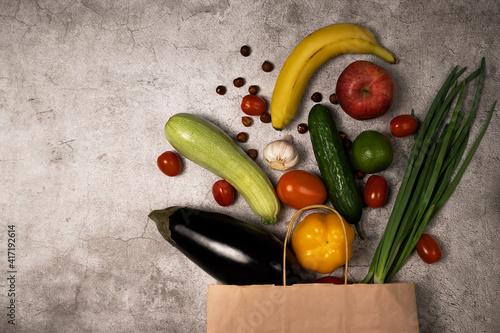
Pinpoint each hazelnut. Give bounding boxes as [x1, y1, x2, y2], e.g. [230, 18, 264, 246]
[354, 170, 365, 180]
[216, 85, 226, 95]
[233, 77, 245, 88]
[260, 112, 271, 123]
[329, 93, 338, 104]
[241, 116, 253, 127]
[297, 123, 308, 134]
[237, 132, 248, 142]
[261, 61, 273, 72]
[240, 45, 251, 57]
[343, 138, 352, 150]
[248, 85, 259, 95]
[311, 92, 322, 102]
[247, 149, 258, 160]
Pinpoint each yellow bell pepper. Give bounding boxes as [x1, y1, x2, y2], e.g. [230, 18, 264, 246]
[291, 212, 354, 274]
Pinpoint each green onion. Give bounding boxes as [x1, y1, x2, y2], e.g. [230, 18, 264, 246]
[362, 58, 497, 284]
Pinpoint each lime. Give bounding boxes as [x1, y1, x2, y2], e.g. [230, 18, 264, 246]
[351, 130, 393, 174]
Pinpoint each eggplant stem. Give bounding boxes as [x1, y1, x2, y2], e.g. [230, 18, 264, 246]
[148, 206, 184, 243]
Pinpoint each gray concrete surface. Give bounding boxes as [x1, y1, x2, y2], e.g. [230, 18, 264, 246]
[1, 0, 499, 332]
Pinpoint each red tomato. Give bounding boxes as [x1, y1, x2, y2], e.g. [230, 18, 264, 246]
[390, 115, 418, 137]
[212, 180, 235, 206]
[363, 175, 388, 208]
[241, 94, 267, 116]
[416, 233, 442, 264]
[315, 276, 346, 284]
[276, 170, 327, 210]
[157, 151, 182, 177]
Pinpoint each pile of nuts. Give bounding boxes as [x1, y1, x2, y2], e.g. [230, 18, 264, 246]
[215, 45, 276, 160]
[215, 45, 340, 160]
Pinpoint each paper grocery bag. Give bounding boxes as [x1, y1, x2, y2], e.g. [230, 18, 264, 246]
[207, 282, 419, 333]
[207, 205, 419, 332]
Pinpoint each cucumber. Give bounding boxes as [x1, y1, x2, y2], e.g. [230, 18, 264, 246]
[308, 104, 364, 238]
[164, 113, 280, 224]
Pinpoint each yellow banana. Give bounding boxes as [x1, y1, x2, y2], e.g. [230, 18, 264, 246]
[270, 23, 397, 130]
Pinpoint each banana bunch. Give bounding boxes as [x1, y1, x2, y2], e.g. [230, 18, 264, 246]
[270, 23, 397, 130]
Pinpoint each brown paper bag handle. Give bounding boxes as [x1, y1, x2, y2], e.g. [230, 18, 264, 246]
[283, 204, 349, 286]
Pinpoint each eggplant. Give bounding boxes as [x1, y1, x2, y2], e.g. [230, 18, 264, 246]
[148, 206, 302, 285]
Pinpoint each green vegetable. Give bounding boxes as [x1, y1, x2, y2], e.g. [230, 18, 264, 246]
[363, 58, 497, 284]
[308, 104, 364, 238]
[164, 113, 280, 224]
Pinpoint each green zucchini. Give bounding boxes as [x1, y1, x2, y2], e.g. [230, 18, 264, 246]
[164, 113, 280, 224]
[308, 104, 364, 238]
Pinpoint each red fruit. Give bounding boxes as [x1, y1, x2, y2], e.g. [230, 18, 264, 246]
[157, 151, 182, 177]
[416, 234, 442, 264]
[335, 61, 395, 120]
[364, 175, 388, 208]
[390, 115, 418, 137]
[212, 180, 235, 206]
[315, 276, 347, 284]
[241, 94, 267, 116]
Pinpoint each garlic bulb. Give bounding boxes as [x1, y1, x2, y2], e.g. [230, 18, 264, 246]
[263, 135, 299, 170]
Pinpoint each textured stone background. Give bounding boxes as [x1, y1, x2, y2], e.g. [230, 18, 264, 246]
[1, 0, 499, 332]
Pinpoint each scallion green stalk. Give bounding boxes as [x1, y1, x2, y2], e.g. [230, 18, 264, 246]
[363, 58, 497, 284]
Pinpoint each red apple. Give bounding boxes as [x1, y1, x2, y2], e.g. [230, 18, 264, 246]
[335, 60, 395, 120]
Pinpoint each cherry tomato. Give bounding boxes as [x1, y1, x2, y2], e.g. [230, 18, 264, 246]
[315, 276, 347, 284]
[241, 94, 267, 116]
[363, 175, 388, 208]
[416, 233, 442, 264]
[390, 115, 418, 137]
[157, 151, 182, 177]
[212, 180, 235, 206]
[276, 170, 327, 210]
